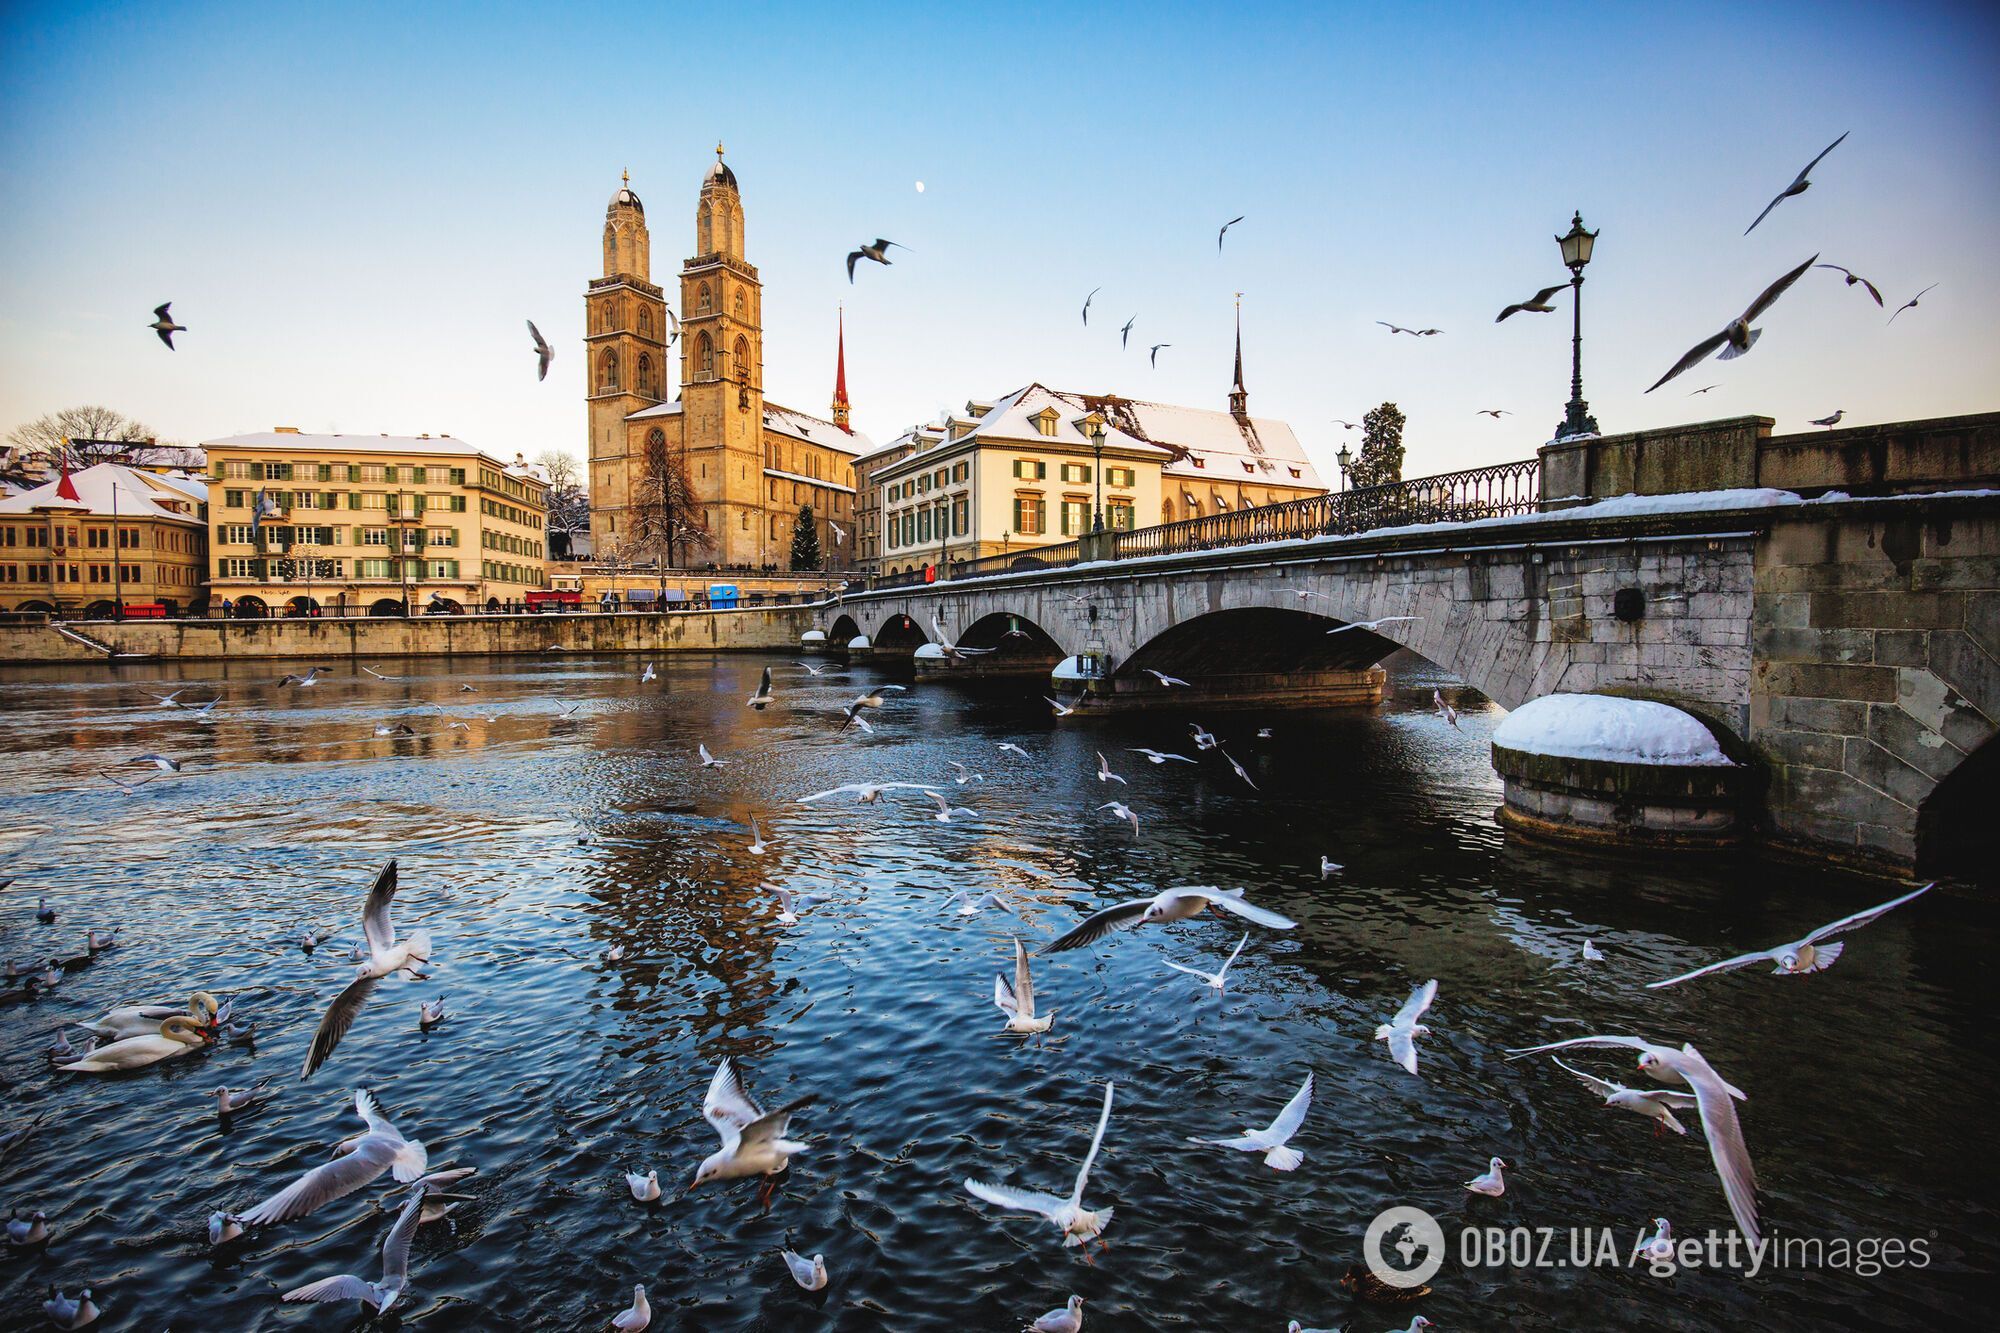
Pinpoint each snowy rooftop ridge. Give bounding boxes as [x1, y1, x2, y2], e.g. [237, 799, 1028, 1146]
[0, 462, 207, 523]
[1492, 694, 1734, 767]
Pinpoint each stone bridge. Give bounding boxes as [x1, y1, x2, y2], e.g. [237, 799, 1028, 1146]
[827, 488, 1998, 880]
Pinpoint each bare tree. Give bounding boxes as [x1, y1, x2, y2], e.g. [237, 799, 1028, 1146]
[7, 405, 188, 467]
[535, 449, 590, 557]
[627, 432, 710, 568]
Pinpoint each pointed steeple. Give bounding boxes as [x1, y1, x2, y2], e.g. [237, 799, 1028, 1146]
[832, 306, 852, 432]
[1228, 293, 1249, 418]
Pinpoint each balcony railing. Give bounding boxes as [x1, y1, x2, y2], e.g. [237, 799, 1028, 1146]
[866, 457, 1541, 589]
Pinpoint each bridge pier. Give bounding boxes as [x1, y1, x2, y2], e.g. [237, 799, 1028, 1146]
[1053, 665, 1386, 714]
[914, 643, 1063, 684]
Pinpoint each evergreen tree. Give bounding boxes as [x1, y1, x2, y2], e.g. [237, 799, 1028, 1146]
[1352, 402, 1407, 489]
[789, 504, 822, 571]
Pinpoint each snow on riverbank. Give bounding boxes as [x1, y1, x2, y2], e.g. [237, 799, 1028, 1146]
[1492, 693, 1734, 766]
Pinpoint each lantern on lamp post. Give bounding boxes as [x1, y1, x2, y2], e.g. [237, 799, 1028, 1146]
[1555, 211, 1601, 441]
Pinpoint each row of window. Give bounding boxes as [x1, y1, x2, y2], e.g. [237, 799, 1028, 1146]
[886, 462, 971, 502]
[0, 524, 202, 552]
[217, 461, 470, 486]
[216, 525, 470, 549]
[479, 497, 543, 529]
[0, 563, 145, 584]
[220, 489, 471, 516]
[483, 561, 543, 585]
[481, 531, 543, 558]
[216, 557, 464, 581]
[885, 497, 970, 549]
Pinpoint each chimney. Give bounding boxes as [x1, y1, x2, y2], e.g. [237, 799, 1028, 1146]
[274, 426, 300, 434]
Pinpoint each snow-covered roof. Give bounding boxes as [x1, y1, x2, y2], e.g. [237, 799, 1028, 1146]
[0, 463, 206, 523]
[762, 402, 873, 456]
[627, 400, 684, 421]
[764, 467, 855, 495]
[871, 383, 1321, 488]
[204, 431, 505, 464]
[1492, 694, 1734, 767]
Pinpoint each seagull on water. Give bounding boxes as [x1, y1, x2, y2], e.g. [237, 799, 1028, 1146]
[1505, 1036, 1759, 1242]
[212, 1082, 275, 1118]
[208, 1211, 244, 1246]
[1645, 254, 1818, 393]
[781, 1249, 829, 1290]
[281, 1184, 427, 1315]
[1550, 1056, 1696, 1137]
[625, 1168, 661, 1202]
[1744, 130, 1847, 235]
[1327, 615, 1423, 636]
[1581, 938, 1606, 962]
[1029, 1295, 1085, 1332]
[6, 1209, 49, 1246]
[1098, 801, 1140, 838]
[1646, 881, 1934, 988]
[691, 1057, 816, 1199]
[418, 995, 447, 1030]
[1041, 886, 1295, 954]
[1187, 1071, 1313, 1171]
[42, 1288, 99, 1329]
[1320, 856, 1342, 879]
[994, 937, 1055, 1034]
[1373, 979, 1438, 1076]
[965, 1081, 1117, 1247]
[612, 1284, 651, 1331]
[1639, 1218, 1675, 1263]
[1164, 932, 1250, 996]
[301, 860, 433, 1078]
[1465, 1156, 1507, 1197]
[236, 1089, 428, 1226]
[1129, 747, 1195, 765]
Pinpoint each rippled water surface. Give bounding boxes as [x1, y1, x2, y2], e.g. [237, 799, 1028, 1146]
[1, 651, 1992, 1331]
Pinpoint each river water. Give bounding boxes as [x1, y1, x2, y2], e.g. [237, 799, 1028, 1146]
[0, 652, 1991, 1331]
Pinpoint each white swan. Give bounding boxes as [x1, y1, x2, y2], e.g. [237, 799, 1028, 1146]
[58, 1015, 208, 1072]
[79, 990, 218, 1042]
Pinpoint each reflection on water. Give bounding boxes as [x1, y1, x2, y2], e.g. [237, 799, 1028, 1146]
[0, 652, 1992, 1330]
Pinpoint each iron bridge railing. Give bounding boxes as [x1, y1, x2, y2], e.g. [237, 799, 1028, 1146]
[867, 456, 1540, 590]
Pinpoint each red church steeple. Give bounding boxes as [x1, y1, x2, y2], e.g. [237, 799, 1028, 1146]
[832, 307, 852, 433]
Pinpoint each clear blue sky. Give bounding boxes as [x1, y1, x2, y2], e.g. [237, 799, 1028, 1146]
[3, 0, 1995, 480]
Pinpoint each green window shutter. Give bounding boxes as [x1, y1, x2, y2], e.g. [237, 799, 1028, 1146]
[347, 465, 360, 483]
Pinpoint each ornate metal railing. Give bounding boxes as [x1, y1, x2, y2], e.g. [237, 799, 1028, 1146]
[864, 457, 1540, 589]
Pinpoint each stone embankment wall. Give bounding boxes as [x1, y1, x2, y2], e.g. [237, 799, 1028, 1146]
[0, 607, 819, 665]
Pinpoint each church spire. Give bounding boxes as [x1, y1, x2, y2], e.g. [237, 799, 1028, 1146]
[832, 306, 852, 432]
[1229, 293, 1249, 418]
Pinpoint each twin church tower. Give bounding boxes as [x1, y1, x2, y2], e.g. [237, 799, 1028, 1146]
[584, 146, 864, 569]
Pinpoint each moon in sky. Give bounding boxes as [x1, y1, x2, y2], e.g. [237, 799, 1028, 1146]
[915, 180, 925, 193]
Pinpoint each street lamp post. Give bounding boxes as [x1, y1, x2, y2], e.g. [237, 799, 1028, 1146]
[1555, 211, 1601, 441]
[1089, 420, 1107, 534]
[1336, 443, 1353, 493]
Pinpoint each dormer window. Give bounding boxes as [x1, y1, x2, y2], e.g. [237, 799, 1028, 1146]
[1190, 456, 1206, 468]
[1030, 407, 1060, 438]
[1242, 461, 1255, 473]
[1289, 467, 1302, 478]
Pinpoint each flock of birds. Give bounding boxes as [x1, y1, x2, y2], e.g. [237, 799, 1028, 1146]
[3, 642, 1949, 1329]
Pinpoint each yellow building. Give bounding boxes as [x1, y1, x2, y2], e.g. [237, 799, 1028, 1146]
[199, 429, 548, 616]
[0, 463, 209, 617]
[585, 149, 868, 571]
[868, 367, 1326, 577]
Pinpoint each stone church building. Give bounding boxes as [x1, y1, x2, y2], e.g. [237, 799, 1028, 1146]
[585, 147, 868, 569]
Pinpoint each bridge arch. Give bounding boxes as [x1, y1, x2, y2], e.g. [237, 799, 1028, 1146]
[1917, 731, 2000, 885]
[871, 611, 929, 655]
[956, 610, 1068, 657]
[828, 613, 861, 643]
[1119, 605, 1401, 679]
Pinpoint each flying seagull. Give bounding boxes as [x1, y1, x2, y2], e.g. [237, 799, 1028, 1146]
[1187, 1072, 1314, 1170]
[747, 665, 774, 709]
[964, 1081, 1117, 1247]
[1373, 978, 1438, 1076]
[1332, 419, 1359, 430]
[1326, 615, 1422, 636]
[1096, 751, 1126, 785]
[281, 1183, 427, 1315]
[1550, 1056, 1696, 1137]
[236, 1089, 429, 1226]
[151, 302, 186, 349]
[1688, 385, 1719, 396]
[1814, 264, 1883, 306]
[280, 666, 329, 687]
[1809, 410, 1845, 429]
[1044, 696, 1076, 718]
[796, 781, 938, 805]
[1217, 215, 1244, 252]
[1643, 254, 1817, 393]
[1141, 668, 1190, 688]
[1163, 931, 1251, 994]
[1376, 322, 1441, 336]
[1888, 283, 1939, 324]
[1475, 409, 1511, 418]
[527, 320, 553, 381]
[1081, 287, 1100, 326]
[691, 1057, 816, 1198]
[1744, 130, 1848, 235]
[1120, 315, 1135, 349]
[1128, 747, 1196, 765]
[1505, 1035, 1748, 1100]
[1041, 886, 1295, 954]
[994, 937, 1055, 1034]
[846, 238, 905, 282]
[1646, 882, 1934, 988]
[301, 860, 432, 1078]
[1496, 283, 1567, 322]
[1098, 801, 1140, 837]
[1148, 343, 1170, 368]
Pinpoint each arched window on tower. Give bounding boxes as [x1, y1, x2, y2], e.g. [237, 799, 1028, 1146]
[639, 307, 652, 339]
[733, 291, 747, 322]
[698, 282, 712, 313]
[597, 349, 619, 393]
[696, 332, 714, 379]
[637, 352, 655, 398]
[645, 428, 667, 481]
[733, 336, 750, 385]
